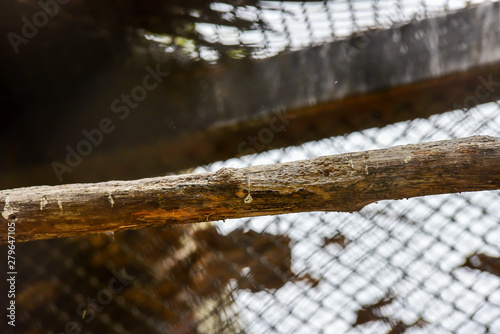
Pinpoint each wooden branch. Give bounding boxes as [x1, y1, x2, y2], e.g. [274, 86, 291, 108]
[1, 136, 499, 243]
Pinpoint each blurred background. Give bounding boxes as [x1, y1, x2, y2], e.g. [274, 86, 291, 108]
[1, 0, 499, 333]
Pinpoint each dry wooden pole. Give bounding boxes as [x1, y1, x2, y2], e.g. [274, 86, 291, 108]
[1, 136, 499, 243]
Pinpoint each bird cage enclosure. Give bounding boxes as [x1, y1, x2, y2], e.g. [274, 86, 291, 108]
[1, 1, 500, 333]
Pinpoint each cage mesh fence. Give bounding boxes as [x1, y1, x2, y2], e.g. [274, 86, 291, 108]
[195, 102, 500, 334]
[8, 102, 500, 334]
[2, 1, 500, 334]
[139, 0, 490, 61]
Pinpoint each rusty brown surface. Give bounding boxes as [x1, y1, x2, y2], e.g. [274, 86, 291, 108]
[1, 136, 499, 243]
[3, 223, 317, 333]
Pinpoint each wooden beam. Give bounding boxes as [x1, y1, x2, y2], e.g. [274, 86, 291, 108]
[2, 136, 499, 243]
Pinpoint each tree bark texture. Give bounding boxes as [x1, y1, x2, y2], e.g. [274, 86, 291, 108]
[1, 136, 499, 243]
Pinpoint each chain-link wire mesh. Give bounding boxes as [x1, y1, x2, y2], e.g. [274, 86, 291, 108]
[2, 1, 500, 334]
[195, 102, 500, 334]
[138, 0, 490, 61]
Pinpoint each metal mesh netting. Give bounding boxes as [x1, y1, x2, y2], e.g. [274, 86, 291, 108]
[140, 0, 490, 61]
[2, 1, 500, 334]
[9, 102, 500, 334]
[196, 103, 500, 334]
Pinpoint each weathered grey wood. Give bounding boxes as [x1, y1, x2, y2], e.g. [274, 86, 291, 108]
[1, 136, 499, 243]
